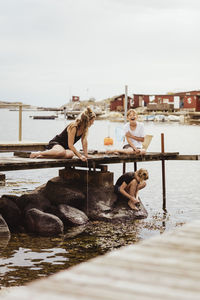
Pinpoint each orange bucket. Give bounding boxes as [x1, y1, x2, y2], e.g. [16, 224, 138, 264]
[104, 137, 113, 146]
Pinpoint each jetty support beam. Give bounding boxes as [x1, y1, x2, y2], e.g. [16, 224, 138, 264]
[59, 166, 113, 188]
[161, 133, 167, 212]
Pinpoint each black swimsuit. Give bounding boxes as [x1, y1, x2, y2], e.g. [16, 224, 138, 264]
[46, 126, 82, 150]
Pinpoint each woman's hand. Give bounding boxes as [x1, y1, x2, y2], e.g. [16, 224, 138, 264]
[135, 148, 140, 154]
[80, 154, 87, 162]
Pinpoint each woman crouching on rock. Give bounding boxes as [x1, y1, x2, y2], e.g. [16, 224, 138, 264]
[30, 107, 96, 161]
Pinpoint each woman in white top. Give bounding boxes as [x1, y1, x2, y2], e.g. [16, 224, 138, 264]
[107, 109, 146, 155]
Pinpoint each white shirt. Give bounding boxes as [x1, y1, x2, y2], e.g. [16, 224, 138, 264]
[123, 121, 145, 149]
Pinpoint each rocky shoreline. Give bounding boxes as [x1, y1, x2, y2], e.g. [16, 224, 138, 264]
[0, 169, 148, 238]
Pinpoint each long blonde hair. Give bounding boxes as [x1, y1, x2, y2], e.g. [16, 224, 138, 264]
[67, 106, 96, 139]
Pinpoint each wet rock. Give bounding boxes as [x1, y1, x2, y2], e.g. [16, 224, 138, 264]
[58, 204, 89, 226]
[18, 192, 51, 213]
[87, 186, 148, 221]
[0, 196, 22, 230]
[44, 177, 85, 208]
[112, 197, 148, 221]
[64, 224, 88, 239]
[25, 208, 64, 236]
[86, 186, 117, 220]
[0, 214, 10, 249]
[0, 214, 10, 237]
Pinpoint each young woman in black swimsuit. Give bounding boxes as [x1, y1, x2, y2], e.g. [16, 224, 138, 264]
[30, 107, 96, 161]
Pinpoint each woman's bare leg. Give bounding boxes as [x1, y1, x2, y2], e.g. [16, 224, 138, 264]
[30, 145, 67, 158]
[127, 179, 140, 205]
[106, 147, 135, 154]
[64, 149, 74, 159]
[135, 181, 146, 202]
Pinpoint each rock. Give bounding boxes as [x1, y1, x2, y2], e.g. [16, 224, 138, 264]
[64, 224, 88, 239]
[0, 196, 22, 230]
[112, 196, 148, 221]
[44, 177, 85, 207]
[58, 204, 89, 226]
[25, 208, 64, 236]
[86, 186, 117, 220]
[18, 192, 51, 213]
[87, 186, 148, 221]
[0, 214, 10, 249]
[0, 214, 10, 237]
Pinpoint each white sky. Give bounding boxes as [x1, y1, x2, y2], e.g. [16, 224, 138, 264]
[0, 0, 200, 107]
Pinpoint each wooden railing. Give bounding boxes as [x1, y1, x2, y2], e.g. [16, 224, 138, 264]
[0, 103, 23, 141]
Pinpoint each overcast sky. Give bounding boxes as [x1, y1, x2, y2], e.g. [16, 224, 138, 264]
[0, 0, 200, 107]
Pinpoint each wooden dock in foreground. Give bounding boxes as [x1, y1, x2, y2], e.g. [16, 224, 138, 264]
[1, 220, 200, 300]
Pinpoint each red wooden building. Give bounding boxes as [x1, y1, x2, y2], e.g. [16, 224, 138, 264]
[174, 90, 200, 111]
[110, 94, 132, 111]
[132, 90, 200, 112]
[132, 94, 150, 108]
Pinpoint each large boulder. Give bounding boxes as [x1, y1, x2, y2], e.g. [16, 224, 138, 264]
[0, 214, 10, 249]
[112, 196, 148, 221]
[25, 208, 64, 236]
[43, 177, 85, 208]
[18, 192, 51, 213]
[0, 214, 10, 237]
[87, 186, 148, 221]
[0, 196, 22, 230]
[86, 186, 117, 220]
[58, 204, 89, 226]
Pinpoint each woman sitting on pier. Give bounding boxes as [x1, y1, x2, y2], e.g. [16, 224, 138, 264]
[30, 107, 96, 161]
[114, 168, 149, 211]
[107, 109, 146, 155]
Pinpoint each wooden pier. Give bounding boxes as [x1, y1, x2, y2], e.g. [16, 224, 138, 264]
[0, 150, 199, 211]
[0, 151, 199, 173]
[0, 152, 181, 172]
[1, 220, 200, 299]
[0, 141, 47, 152]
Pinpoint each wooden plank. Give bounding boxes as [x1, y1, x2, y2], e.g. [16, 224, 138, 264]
[171, 154, 200, 160]
[0, 152, 179, 172]
[0, 142, 47, 151]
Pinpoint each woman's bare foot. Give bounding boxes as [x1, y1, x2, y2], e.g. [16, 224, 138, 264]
[30, 152, 42, 158]
[128, 200, 139, 211]
[135, 198, 140, 205]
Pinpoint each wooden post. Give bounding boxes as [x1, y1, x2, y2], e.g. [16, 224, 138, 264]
[124, 85, 128, 124]
[92, 161, 96, 171]
[0, 173, 5, 185]
[19, 104, 22, 141]
[123, 85, 128, 175]
[123, 162, 126, 174]
[161, 133, 167, 211]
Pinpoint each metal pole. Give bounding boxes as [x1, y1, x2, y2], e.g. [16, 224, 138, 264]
[19, 104, 22, 141]
[123, 162, 126, 174]
[124, 85, 128, 124]
[122, 85, 128, 174]
[161, 133, 167, 211]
